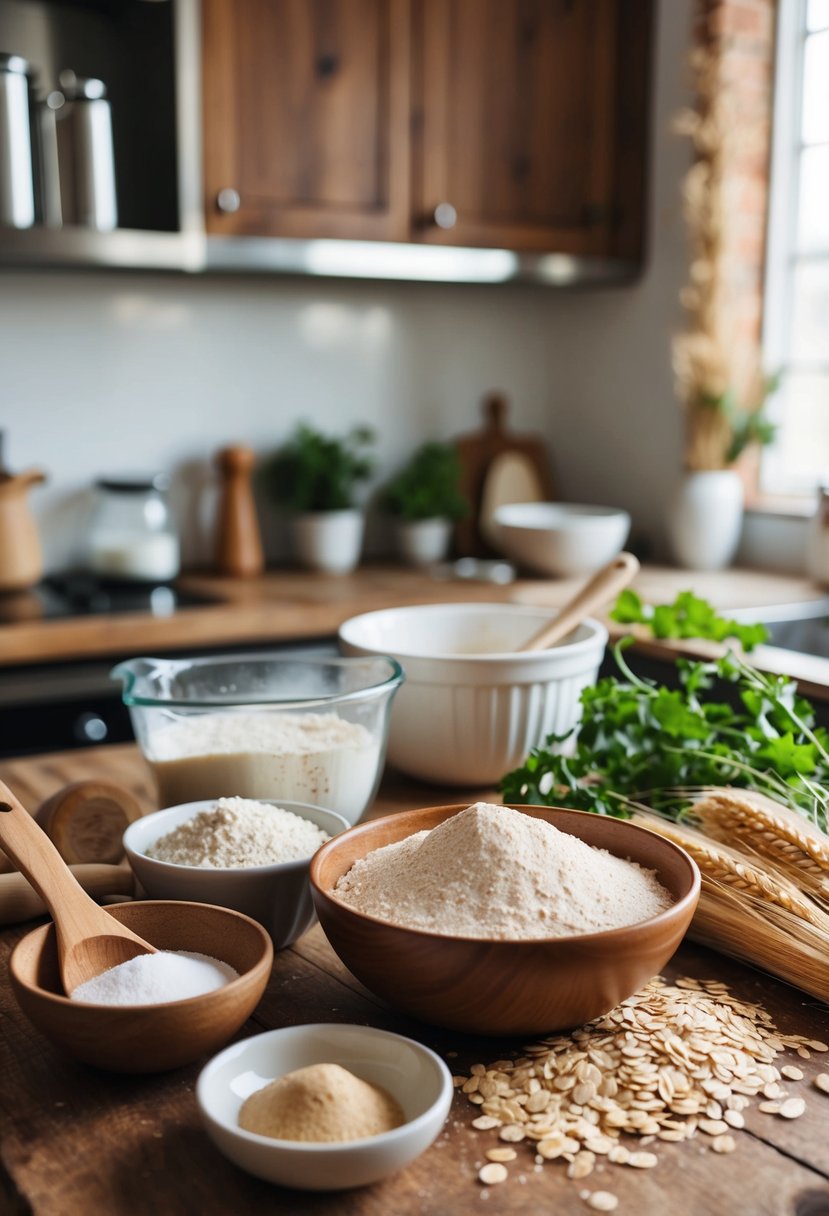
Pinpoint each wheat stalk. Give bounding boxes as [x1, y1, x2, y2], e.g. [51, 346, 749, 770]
[690, 789, 829, 902]
[631, 809, 829, 1003]
[689, 883, 829, 1005]
[630, 812, 829, 929]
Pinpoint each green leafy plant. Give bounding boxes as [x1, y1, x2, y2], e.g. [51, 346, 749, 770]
[499, 642, 829, 831]
[610, 589, 769, 650]
[500, 592, 826, 829]
[380, 442, 468, 523]
[262, 424, 375, 513]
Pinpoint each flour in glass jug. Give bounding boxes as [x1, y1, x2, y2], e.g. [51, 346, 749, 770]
[146, 711, 381, 823]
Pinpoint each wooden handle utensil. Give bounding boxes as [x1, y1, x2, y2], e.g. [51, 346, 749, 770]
[0, 779, 155, 995]
[518, 552, 640, 652]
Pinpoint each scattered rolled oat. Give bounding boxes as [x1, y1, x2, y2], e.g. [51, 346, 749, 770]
[628, 1151, 658, 1169]
[586, 1192, 619, 1212]
[711, 1135, 736, 1154]
[486, 1148, 517, 1163]
[472, 1116, 500, 1131]
[460, 976, 828, 1188]
[478, 1163, 508, 1185]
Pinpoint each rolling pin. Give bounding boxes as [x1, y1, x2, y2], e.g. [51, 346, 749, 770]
[0, 862, 135, 926]
[0, 779, 146, 875]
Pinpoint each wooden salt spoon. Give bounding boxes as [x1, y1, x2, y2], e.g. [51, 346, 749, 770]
[519, 551, 640, 651]
[0, 779, 155, 995]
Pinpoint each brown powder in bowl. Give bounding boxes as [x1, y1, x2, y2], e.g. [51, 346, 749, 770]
[238, 1062, 404, 1143]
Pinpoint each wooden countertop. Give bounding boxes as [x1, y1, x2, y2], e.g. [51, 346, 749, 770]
[2, 563, 829, 693]
[0, 745, 827, 1215]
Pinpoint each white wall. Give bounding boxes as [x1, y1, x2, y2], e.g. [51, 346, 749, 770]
[0, 0, 694, 573]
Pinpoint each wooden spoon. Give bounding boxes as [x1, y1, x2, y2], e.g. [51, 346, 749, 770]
[0, 780, 155, 995]
[518, 551, 640, 651]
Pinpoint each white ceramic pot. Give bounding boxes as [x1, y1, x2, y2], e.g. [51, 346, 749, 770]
[291, 510, 364, 574]
[668, 469, 744, 571]
[396, 517, 453, 567]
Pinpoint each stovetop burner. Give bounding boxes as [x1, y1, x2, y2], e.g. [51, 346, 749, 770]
[0, 573, 221, 624]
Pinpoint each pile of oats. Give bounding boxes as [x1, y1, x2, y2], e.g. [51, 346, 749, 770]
[457, 977, 828, 1203]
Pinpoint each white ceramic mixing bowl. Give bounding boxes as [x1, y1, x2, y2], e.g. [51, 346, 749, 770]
[338, 602, 607, 786]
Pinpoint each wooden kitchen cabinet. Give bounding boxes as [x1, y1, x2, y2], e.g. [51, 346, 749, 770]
[202, 0, 412, 240]
[202, 0, 653, 258]
[412, 0, 652, 257]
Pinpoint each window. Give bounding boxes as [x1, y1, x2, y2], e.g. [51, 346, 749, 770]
[763, 0, 829, 497]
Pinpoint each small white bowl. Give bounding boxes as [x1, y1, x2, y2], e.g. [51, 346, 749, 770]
[339, 602, 607, 785]
[123, 800, 349, 949]
[196, 1023, 454, 1190]
[493, 501, 631, 576]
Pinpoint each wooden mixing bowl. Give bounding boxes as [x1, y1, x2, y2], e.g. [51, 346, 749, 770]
[310, 805, 700, 1036]
[9, 901, 273, 1072]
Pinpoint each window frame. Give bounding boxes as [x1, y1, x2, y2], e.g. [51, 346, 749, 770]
[761, 0, 829, 500]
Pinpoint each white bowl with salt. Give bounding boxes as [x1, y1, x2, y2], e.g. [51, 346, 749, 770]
[123, 798, 349, 949]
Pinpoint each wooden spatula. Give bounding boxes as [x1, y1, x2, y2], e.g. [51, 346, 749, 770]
[518, 552, 640, 651]
[0, 779, 155, 996]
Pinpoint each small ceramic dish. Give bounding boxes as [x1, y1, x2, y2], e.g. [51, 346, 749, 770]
[123, 800, 349, 949]
[196, 1023, 454, 1190]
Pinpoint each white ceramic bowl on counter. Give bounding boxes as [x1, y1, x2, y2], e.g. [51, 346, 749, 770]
[338, 602, 607, 786]
[196, 1023, 453, 1190]
[123, 800, 349, 949]
[492, 502, 631, 577]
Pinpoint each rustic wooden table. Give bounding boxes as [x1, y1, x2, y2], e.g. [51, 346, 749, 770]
[1, 745, 828, 1216]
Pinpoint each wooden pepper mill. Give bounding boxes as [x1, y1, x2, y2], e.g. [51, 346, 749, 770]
[214, 445, 265, 577]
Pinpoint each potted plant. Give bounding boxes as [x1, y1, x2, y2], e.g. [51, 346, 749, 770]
[669, 38, 776, 571]
[262, 424, 375, 573]
[380, 442, 468, 566]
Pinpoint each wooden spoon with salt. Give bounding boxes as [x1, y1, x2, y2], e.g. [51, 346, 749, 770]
[518, 551, 640, 652]
[0, 779, 155, 995]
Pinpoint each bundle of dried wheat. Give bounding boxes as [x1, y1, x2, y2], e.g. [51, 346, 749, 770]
[672, 37, 774, 470]
[632, 788, 829, 1003]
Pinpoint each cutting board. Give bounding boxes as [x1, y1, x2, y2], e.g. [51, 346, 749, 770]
[453, 393, 556, 557]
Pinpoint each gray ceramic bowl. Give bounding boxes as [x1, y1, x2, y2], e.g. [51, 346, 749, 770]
[123, 799, 349, 949]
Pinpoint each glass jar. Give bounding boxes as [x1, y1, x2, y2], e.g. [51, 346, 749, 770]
[86, 474, 180, 582]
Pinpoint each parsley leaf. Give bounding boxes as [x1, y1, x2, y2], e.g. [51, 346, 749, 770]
[609, 589, 769, 650]
[498, 641, 829, 832]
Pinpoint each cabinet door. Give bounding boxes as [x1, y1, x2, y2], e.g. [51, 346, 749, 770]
[411, 0, 651, 256]
[203, 0, 411, 240]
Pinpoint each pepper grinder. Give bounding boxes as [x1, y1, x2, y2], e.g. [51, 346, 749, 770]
[214, 445, 265, 577]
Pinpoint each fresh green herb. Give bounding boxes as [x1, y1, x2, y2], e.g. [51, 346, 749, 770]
[380, 442, 468, 523]
[499, 641, 829, 832]
[261, 424, 375, 513]
[610, 589, 769, 650]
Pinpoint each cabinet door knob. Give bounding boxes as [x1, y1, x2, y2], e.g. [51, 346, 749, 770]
[216, 187, 241, 214]
[432, 202, 457, 230]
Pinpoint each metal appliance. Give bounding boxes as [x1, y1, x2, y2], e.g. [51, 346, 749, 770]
[53, 71, 117, 232]
[0, 52, 35, 228]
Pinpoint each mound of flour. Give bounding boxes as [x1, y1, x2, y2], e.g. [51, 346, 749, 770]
[147, 797, 330, 867]
[333, 802, 672, 939]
